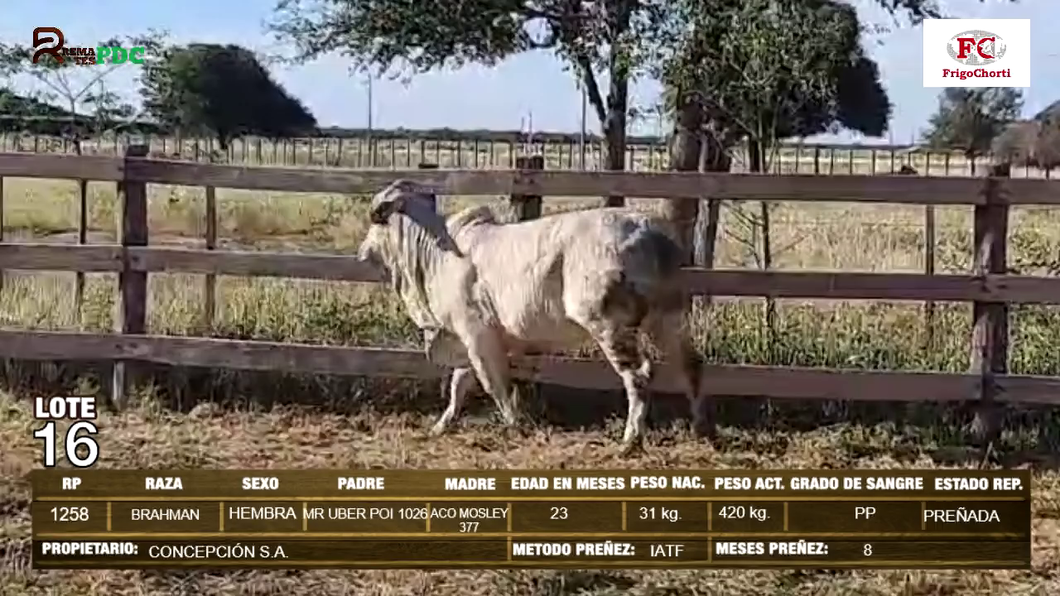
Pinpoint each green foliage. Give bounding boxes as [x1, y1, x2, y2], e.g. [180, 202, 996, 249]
[991, 100, 1060, 172]
[922, 88, 1023, 160]
[1033, 117, 1060, 171]
[141, 43, 317, 147]
[661, 0, 890, 156]
[0, 89, 74, 132]
[270, 0, 533, 73]
[270, 0, 671, 174]
[834, 56, 890, 138]
[992, 120, 1037, 165]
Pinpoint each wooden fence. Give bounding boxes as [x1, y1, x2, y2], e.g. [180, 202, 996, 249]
[4, 131, 1052, 178]
[1, 148, 1060, 438]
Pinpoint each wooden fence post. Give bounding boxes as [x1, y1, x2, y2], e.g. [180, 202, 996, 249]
[924, 154, 936, 350]
[924, 201, 936, 351]
[418, 162, 439, 211]
[112, 144, 150, 409]
[203, 186, 217, 331]
[509, 154, 544, 421]
[968, 163, 1010, 446]
[0, 175, 4, 292]
[415, 161, 447, 401]
[511, 155, 544, 220]
[75, 179, 88, 315]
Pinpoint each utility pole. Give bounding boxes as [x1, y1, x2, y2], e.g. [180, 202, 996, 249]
[528, 110, 534, 155]
[580, 85, 587, 170]
[366, 75, 374, 166]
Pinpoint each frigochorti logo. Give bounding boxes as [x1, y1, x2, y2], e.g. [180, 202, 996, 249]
[923, 19, 1029, 88]
[940, 28, 1011, 82]
[947, 30, 1007, 66]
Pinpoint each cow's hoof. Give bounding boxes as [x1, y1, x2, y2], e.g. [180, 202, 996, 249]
[618, 441, 644, 457]
[691, 422, 718, 443]
[428, 424, 448, 437]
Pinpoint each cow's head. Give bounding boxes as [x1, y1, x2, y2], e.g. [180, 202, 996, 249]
[357, 179, 461, 269]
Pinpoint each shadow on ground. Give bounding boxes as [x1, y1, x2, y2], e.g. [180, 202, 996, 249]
[3, 358, 1059, 463]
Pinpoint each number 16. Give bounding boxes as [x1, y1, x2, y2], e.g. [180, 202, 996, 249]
[33, 421, 99, 468]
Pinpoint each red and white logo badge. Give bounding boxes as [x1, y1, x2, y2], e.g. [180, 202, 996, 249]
[947, 30, 1007, 66]
[923, 19, 1030, 88]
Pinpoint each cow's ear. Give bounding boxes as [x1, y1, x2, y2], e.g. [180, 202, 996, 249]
[369, 182, 410, 224]
[369, 196, 404, 224]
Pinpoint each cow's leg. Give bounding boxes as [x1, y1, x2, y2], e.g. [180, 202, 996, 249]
[588, 322, 652, 455]
[430, 367, 476, 436]
[457, 325, 519, 427]
[647, 311, 714, 440]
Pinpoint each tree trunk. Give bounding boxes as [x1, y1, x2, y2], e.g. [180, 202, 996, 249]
[667, 96, 704, 264]
[600, 0, 633, 208]
[694, 130, 734, 267]
[601, 75, 628, 207]
[760, 197, 776, 355]
[694, 198, 722, 270]
[693, 131, 731, 268]
[748, 139, 763, 173]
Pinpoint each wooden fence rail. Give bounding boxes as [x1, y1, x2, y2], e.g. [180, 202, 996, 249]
[1, 149, 1059, 437]
[2, 152, 1059, 203]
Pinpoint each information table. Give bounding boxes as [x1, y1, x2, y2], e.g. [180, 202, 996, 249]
[31, 469, 1032, 569]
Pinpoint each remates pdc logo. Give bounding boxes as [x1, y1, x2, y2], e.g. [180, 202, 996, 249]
[947, 30, 1007, 66]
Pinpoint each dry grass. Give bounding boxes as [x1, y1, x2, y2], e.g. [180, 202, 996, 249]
[2, 173, 1060, 595]
[1, 391, 1058, 596]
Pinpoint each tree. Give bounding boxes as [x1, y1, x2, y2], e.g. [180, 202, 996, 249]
[654, 0, 1012, 270]
[0, 88, 76, 134]
[661, 0, 891, 349]
[922, 88, 1023, 175]
[270, 0, 670, 206]
[671, 0, 888, 173]
[993, 100, 1060, 177]
[652, 0, 889, 278]
[141, 43, 317, 149]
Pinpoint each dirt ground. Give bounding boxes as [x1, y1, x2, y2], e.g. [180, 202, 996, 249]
[1, 390, 1058, 596]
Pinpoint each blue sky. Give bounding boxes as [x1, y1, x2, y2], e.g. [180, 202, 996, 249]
[2, 0, 1055, 144]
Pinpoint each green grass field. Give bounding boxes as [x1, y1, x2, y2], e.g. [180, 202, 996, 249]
[1, 166, 1059, 595]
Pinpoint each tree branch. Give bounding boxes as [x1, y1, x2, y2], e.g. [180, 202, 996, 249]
[576, 55, 608, 125]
